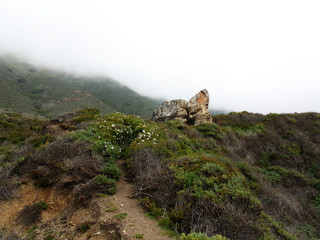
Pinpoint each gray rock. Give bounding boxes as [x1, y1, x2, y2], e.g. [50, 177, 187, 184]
[151, 89, 212, 125]
[151, 99, 188, 123]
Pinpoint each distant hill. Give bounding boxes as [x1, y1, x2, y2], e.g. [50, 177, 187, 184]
[0, 55, 160, 118]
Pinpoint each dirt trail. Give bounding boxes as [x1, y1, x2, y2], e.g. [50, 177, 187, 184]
[98, 159, 173, 240]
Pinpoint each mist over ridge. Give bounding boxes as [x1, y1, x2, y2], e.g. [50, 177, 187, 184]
[0, 1, 320, 114]
[0, 54, 161, 118]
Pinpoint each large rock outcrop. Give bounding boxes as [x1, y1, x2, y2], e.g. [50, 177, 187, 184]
[151, 89, 212, 125]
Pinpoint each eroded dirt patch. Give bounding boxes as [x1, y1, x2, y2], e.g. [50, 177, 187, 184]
[0, 181, 70, 232]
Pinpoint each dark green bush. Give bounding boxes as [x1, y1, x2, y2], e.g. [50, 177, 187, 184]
[102, 162, 121, 180]
[77, 221, 92, 233]
[16, 203, 43, 225]
[195, 123, 222, 139]
[71, 107, 100, 124]
[37, 200, 48, 210]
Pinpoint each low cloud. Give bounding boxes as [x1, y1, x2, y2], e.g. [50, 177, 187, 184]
[1, 0, 320, 113]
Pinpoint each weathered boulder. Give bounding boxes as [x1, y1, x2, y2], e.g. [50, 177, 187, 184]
[151, 89, 212, 125]
[189, 89, 210, 108]
[151, 99, 188, 123]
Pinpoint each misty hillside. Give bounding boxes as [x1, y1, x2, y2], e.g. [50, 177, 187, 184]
[0, 108, 320, 240]
[0, 55, 160, 118]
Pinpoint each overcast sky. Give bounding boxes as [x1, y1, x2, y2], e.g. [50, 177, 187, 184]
[1, 0, 320, 113]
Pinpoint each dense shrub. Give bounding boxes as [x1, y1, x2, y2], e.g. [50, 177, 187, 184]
[71, 107, 100, 124]
[16, 203, 44, 225]
[0, 112, 46, 145]
[76, 221, 93, 233]
[131, 148, 178, 208]
[195, 123, 222, 139]
[21, 136, 103, 188]
[0, 179, 17, 201]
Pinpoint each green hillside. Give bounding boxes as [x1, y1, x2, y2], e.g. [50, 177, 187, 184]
[0, 109, 319, 239]
[0, 55, 160, 118]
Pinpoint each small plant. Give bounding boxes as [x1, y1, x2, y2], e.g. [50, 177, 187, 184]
[102, 162, 121, 180]
[106, 207, 119, 212]
[180, 232, 229, 240]
[87, 233, 93, 239]
[114, 213, 127, 220]
[107, 186, 117, 195]
[106, 202, 119, 212]
[37, 200, 48, 210]
[77, 221, 92, 233]
[26, 226, 37, 234]
[94, 174, 117, 194]
[287, 143, 301, 157]
[158, 216, 175, 230]
[134, 233, 144, 239]
[139, 198, 163, 218]
[96, 193, 108, 198]
[95, 174, 116, 185]
[44, 236, 54, 240]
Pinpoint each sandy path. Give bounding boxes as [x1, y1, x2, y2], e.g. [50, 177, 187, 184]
[99, 159, 173, 240]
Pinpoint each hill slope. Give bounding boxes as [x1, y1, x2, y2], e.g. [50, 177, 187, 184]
[0, 55, 160, 118]
[0, 109, 319, 240]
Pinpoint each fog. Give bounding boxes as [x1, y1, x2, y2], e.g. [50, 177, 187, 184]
[1, 0, 320, 113]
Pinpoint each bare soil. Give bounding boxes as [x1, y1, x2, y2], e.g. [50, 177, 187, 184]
[0, 181, 70, 233]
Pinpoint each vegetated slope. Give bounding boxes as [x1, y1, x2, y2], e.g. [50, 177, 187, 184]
[0, 55, 160, 118]
[76, 78, 161, 118]
[0, 57, 39, 115]
[126, 112, 320, 240]
[1, 109, 320, 240]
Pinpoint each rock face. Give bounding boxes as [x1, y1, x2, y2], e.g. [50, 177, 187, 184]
[151, 89, 212, 125]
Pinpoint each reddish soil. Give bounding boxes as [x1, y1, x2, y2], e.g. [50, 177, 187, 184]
[0, 181, 70, 232]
